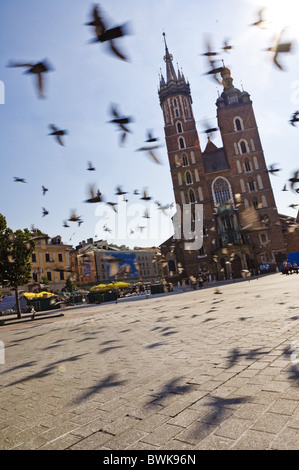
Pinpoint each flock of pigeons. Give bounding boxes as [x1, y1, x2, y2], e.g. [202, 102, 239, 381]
[8, 4, 169, 242]
[8, 4, 299, 245]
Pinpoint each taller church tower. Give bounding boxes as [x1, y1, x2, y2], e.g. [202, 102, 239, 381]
[158, 35, 286, 280]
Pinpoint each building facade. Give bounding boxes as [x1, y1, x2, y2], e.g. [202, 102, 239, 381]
[158, 36, 287, 280]
[29, 234, 73, 292]
[70, 239, 160, 287]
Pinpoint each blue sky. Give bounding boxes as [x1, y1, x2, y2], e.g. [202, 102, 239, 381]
[1, 0, 299, 249]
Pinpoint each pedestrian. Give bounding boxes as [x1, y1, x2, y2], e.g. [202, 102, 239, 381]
[182, 279, 186, 291]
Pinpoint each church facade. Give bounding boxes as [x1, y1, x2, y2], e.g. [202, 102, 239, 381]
[158, 36, 287, 280]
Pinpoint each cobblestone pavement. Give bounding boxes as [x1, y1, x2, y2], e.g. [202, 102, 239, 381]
[1, 272, 299, 450]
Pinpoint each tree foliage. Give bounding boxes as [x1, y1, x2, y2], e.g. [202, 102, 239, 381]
[0, 214, 41, 318]
[65, 274, 77, 293]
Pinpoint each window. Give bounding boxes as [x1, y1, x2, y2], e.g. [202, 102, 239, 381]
[47, 271, 52, 281]
[253, 197, 259, 209]
[235, 118, 242, 131]
[189, 188, 196, 203]
[260, 233, 267, 244]
[244, 159, 251, 172]
[228, 95, 238, 105]
[45, 253, 50, 262]
[173, 98, 179, 117]
[248, 178, 256, 191]
[59, 271, 64, 281]
[177, 122, 183, 133]
[185, 171, 192, 184]
[240, 141, 248, 154]
[58, 253, 63, 262]
[32, 272, 38, 282]
[182, 154, 189, 166]
[212, 177, 233, 206]
[179, 137, 185, 149]
[32, 253, 36, 263]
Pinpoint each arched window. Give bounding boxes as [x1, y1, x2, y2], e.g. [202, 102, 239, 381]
[185, 171, 192, 184]
[248, 178, 256, 192]
[179, 137, 185, 149]
[173, 98, 179, 117]
[244, 159, 251, 172]
[189, 188, 196, 203]
[168, 260, 176, 273]
[234, 117, 243, 131]
[182, 153, 189, 166]
[177, 122, 183, 133]
[240, 141, 248, 154]
[212, 177, 233, 207]
[253, 197, 259, 210]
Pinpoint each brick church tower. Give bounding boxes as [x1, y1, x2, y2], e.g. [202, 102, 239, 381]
[158, 35, 286, 280]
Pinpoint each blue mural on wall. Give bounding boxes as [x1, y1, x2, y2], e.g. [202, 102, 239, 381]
[106, 252, 138, 279]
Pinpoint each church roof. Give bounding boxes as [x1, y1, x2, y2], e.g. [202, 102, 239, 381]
[203, 137, 218, 153]
[202, 144, 230, 173]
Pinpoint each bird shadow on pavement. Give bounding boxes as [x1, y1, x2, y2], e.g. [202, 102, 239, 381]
[73, 373, 127, 404]
[186, 395, 249, 441]
[144, 377, 195, 408]
[5, 354, 88, 386]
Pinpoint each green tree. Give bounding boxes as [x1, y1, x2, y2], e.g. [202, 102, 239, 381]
[41, 275, 50, 288]
[0, 214, 39, 318]
[65, 274, 77, 293]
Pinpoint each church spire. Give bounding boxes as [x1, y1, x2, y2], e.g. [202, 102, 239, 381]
[163, 32, 177, 83]
[158, 33, 192, 105]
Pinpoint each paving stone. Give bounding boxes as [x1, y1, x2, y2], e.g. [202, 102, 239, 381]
[268, 398, 299, 416]
[271, 427, 299, 450]
[2, 273, 299, 450]
[140, 423, 184, 446]
[68, 431, 114, 450]
[231, 429, 275, 450]
[251, 412, 289, 434]
[214, 417, 253, 440]
[194, 433, 235, 450]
